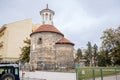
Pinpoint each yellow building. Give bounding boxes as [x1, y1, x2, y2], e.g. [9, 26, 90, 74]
[0, 19, 38, 61]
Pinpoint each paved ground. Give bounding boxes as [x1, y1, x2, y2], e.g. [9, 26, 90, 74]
[20, 71, 120, 80]
[20, 71, 76, 80]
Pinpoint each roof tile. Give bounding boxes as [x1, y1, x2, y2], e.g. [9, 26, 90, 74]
[56, 37, 74, 45]
[31, 25, 64, 36]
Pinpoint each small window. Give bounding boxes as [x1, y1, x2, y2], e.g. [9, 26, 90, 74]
[37, 38, 42, 44]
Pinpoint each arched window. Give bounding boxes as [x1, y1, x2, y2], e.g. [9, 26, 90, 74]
[45, 13, 48, 20]
[42, 14, 44, 20]
[37, 38, 42, 44]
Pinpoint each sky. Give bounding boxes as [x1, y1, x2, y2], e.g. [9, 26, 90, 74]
[0, 0, 120, 49]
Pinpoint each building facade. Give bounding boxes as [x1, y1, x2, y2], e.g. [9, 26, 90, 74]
[30, 6, 74, 70]
[0, 19, 36, 61]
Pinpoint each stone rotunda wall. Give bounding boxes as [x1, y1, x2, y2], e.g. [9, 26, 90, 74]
[30, 32, 63, 70]
[55, 44, 74, 69]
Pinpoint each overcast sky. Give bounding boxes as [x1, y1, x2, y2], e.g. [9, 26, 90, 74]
[0, 0, 120, 49]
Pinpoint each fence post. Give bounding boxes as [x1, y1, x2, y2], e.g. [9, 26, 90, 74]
[115, 67, 117, 80]
[76, 68, 78, 80]
[100, 68, 103, 80]
[75, 63, 78, 80]
[92, 68, 95, 80]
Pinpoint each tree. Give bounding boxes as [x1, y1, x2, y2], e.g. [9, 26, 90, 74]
[101, 27, 120, 65]
[97, 48, 109, 67]
[93, 44, 98, 66]
[84, 41, 92, 66]
[76, 48, 83, 62]
[93, 44, 98, 58]
[77, 48, 82, 58]
[20, 38, 30, 63]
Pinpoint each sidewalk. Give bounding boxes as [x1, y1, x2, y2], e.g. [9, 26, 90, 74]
[20, 71, 76, 80]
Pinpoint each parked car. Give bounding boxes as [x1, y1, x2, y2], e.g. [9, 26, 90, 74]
[0, 62, 20, 80]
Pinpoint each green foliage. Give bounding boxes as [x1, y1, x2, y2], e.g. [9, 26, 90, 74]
[92, 44, 98, 66]
[97, 50, 106, 66]
[20, 38, 30, 62]
[101, 27, 120, 65]
[93, 44, 98, 57]
[77, 48, 82, 58]
[77, 26, 120, 66]
[74, 48, 83, 63]
[84, 41, 92, 66]
[97, 48, 113, 67]
[83, 42, 99, 67]
[86, 41, 92, 59]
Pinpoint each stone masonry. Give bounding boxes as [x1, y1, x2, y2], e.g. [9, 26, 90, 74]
[30, 5, 74, 70]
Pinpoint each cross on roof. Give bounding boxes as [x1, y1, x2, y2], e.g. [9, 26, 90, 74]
[46, 4, 48, 9]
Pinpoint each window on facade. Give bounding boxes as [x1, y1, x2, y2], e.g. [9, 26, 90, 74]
[37, 38, 42, 44]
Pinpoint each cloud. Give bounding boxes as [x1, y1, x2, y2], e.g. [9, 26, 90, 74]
[79, 0, 120, 17]
[0, 0, 120, 49]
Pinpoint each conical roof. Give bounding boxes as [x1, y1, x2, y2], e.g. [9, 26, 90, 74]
[30, 25, 64, 36]
[56, 37, 74, 45]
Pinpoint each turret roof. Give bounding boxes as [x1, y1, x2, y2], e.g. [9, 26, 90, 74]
[30, 25, 64, 36]
[56, 37, 74, 45]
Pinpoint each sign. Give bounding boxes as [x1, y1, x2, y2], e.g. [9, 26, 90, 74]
[21, 61, 25, 66]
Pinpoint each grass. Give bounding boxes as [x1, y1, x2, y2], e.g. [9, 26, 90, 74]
[77, 67, 120, 80]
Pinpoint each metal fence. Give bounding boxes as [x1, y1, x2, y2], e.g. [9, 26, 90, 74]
[76, 67, 120, 80]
